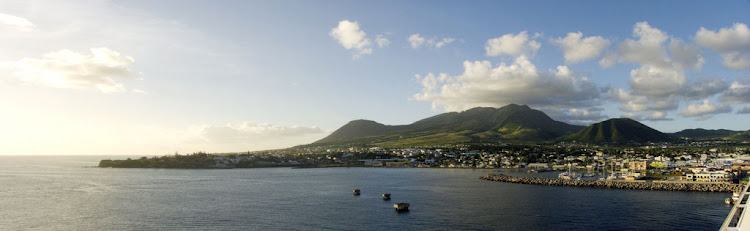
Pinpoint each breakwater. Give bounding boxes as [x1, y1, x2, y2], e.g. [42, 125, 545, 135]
[480, 174, 739, 192]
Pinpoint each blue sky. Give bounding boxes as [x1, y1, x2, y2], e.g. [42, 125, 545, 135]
[0, 0, 749, 155]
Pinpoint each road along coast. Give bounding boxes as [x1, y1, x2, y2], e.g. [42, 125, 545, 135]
[480, 174, 739, 192]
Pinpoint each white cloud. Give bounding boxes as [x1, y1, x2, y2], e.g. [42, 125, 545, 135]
[681, 77, 728, 100]
[375, 34, 390, 48]
[680, 99, 732, 118]
[721, 81, 750, 103]
[603, 21, 671, 68]
[2, 47, 137, 93]
[551, 31, 610, 64]
[408, 34, 426, 49]
[485, 31, 540, 57]
[184, 122, 329, 152]
[408, 34, 455, 49]
[719, 52, 750, 70]
[668, 39, 704, 70]
[621, 111, 672, 121]
[330, 20, 373, 58]
[695, 23, 750, 69]
[629, 65, 686, 98]
[607, 88, 680, 113]
[414, 55, 600, 112]
[435, 38, 455, 48]
[602, 22, 728, 119]
[0, 13, 33, 30]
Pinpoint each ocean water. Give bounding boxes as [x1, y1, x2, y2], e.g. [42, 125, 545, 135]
[0, 156, 731, 230]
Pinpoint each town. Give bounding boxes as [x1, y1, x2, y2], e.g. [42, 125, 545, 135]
[101, 140, 750, 183]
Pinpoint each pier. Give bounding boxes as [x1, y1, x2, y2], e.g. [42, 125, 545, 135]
[480, 174, 739, 192]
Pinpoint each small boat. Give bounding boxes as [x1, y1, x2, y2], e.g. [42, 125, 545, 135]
[727, 191, 741, 204]
[558, 172, 581, 180]
[394, 202, 410, 211]
[382, 193, 391, 200]
[353, 188, 360, 195]
[527, 169, 539, 173]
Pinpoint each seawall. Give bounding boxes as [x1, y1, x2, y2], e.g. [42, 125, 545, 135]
[480, 174, 739, 192]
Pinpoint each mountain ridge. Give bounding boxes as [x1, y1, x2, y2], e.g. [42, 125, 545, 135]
[311, 104, 746, 147]
[313, 104, 583, 146]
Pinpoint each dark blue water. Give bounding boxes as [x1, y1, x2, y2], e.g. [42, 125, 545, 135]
[0, 156, 731, 230]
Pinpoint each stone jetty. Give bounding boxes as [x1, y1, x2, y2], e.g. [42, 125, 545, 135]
[480, 174, 740, 192]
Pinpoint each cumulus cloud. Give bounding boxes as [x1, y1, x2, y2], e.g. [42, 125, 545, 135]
[375, 34, 390, 48]
[601, 22, 704, 70]
[485, 31, 540, 57]
[330, 20, 373, 58]
[607, 88, 679, 113]
[551, 31, 610, 64]
[601, 22, 725, 120]
[621, 111, 673, 121]
[2, 47, 137, 93]
[546, 107, 608, 125]
[668, 39, 705, 70]
[721, 81, 750, 103]
[408, 34, 455, 49]
[601, 22, 671, 68]
[629, 64, 686, 98]
[408, 34, 426, 49]
[0, 13, 33, 30]
[414, 55, 601, 112]
[681, 77, 729, 100]
[680, 100, 732, 118]
[694, 23, 750, 69]
[184, 122, 330, 151]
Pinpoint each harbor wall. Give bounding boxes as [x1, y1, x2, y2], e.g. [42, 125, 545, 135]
[480, 174, 740, 192]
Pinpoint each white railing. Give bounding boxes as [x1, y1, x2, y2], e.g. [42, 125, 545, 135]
[721, 183, 750, 231]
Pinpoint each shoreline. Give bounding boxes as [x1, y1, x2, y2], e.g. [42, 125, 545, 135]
[480, 173, 740, 192]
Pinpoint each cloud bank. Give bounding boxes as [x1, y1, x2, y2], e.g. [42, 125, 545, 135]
[414, 55, 602, 123]
[2, 47, 138, 93]
[183, 122, 330, 152]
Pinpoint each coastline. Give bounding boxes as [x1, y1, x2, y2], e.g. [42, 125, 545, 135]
[480, 173, 740, 192]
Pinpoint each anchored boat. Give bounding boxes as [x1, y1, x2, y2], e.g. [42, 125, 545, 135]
[394, 203, 410, 212]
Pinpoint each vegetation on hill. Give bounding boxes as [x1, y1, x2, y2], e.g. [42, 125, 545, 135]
[671, 128, 741, 139]
[562, 118, 675, 144]
[727, 130, 750, 141]
[312, 104, 583, 147]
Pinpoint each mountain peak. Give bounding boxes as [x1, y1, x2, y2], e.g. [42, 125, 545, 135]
[563, 117, 673, 144]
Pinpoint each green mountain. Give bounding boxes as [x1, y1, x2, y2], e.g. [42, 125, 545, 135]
[562, 118, 675, 144]
[727, 130, 750, 141]
[671, 128, 741, 139]
[313, 104, 584, 147]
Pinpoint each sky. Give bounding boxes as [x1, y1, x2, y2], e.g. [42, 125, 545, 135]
[1, 0, 749, 155]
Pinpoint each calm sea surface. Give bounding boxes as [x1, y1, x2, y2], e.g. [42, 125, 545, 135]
[0, 156, 732, 230]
